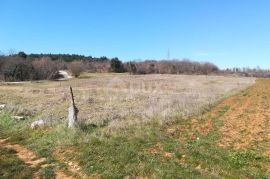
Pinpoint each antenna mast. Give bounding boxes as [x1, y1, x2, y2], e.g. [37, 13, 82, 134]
[167, 48, 170, 60]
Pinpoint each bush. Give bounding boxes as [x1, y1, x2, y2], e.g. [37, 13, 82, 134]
[32, 57, 59, 80]
[68, 61, 85, 77]
[87, 61, 110, 73]
[3, 57, 36, 81]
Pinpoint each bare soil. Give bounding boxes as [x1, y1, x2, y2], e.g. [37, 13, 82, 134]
[0, 138, 76, 179]
[217, 79, 270, 153]
[172, 79, 270, 155]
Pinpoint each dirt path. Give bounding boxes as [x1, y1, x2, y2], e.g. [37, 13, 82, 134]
[0, 138, 75, 179]
[0, 138, 46, 167]
[58, 70, 73, 81]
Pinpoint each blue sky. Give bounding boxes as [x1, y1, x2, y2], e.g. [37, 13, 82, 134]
[1, 0, 270, 69]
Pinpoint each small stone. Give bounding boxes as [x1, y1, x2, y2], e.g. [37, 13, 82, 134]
[12, 116, 25, 120]
[30, 119, 45, 129]
[0, 104, 6, 109]
[196, 164, 202, 170]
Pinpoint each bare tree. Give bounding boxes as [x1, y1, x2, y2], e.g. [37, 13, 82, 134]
[128, 60, 219, 75]
[32, 57, 58, 80]
[68, 61, 85, 77]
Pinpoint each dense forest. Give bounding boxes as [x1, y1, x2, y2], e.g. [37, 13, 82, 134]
[26, 53, 110, 62]
[0, 51, 269, 82]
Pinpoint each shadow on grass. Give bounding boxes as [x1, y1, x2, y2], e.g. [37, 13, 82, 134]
[77, 123, 98, 134]
[0, 147, 35, 178]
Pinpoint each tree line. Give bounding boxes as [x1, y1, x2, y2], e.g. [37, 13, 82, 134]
[0, 51, 269, 82]
[125, 60, 219, 75]
[0, 52, 112, 81]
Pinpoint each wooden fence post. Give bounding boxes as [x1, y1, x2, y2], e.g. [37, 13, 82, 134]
[68, 86, 78, 128]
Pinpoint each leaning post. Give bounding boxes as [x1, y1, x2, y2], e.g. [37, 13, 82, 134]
[68, 86, 78, 128]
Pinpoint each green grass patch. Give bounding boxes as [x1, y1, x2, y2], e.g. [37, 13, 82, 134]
[76, 135, 203, 178]
[1, 104, 270, 178]
[39, 167, 55, 179]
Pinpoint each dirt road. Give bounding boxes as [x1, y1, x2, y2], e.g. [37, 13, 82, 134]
[58, 70, 73, 81]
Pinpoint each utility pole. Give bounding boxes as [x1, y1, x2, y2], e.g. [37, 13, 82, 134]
[167, 49, 170, 60]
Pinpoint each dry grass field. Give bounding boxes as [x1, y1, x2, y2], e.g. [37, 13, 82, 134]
[0, 73, 255, 132]
[5, 74, 270, 178]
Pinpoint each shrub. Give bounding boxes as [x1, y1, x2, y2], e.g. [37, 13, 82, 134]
[32, 57, 59, 80]
[87, 61, 110, 73]
[3, 57, 36, 81]
[68, 61, 85, 77]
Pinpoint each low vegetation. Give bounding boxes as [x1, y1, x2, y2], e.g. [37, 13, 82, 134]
[1, 73, 264, 178]
[0, 74, 255, 133]
[0, 147, 34, 178]
[0, 53, 111, 81]
[2, 52, 269, 82]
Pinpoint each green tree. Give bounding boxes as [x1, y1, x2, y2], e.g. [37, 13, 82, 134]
[17, 51, 27, 59]
[110, 58, 123, 73]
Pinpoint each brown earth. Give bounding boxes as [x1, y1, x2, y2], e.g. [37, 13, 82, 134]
[0, 138, 75, 179]
[54, 148, 100, 179]
[217, 79, 270, 153]
[170, 79, 270, 156]
[0, 138, 46, 168]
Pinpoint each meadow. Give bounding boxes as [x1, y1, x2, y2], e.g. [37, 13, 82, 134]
[0, 73, 254, 133]
[2, 73, 270, 178]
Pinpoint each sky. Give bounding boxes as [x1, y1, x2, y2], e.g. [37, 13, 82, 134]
[1, 0, 270, 69]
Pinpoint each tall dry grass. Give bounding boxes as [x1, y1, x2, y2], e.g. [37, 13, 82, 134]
[0, 74, 255, 133]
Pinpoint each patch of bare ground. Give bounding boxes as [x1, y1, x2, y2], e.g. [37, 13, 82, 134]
[170, 79, 270, 155]
[55, 171, 75, 179]
[159, 79, 270, 178]
[167, 116, 215, 142]
[54, 148, 100, 179]
[0, 138, 46, 167]
[217, 79, 270, 152]
[0, 138, 76, 179]
[145, 143, 220, 177]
